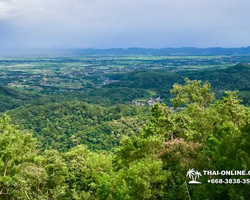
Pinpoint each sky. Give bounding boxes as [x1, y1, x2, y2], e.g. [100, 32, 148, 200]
[0, 0, 249, 48]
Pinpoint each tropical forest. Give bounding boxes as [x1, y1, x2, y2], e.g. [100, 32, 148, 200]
[0, 48, 250, 199]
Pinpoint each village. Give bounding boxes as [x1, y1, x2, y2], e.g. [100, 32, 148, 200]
[134, 97, 186, 112]
[134, 96, 164, 107]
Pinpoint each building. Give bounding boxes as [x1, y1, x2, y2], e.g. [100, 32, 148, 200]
[134, 101, 146, 106]
[148, 96, 164, 106]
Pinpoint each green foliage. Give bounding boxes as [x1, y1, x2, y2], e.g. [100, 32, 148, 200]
[98, 156, 169, 200]
[2, 79, 250, 199]
[64, 145, 113, 199]
[0, 115, 39, 199]
[88, 87, 151, 104]
[0, 85, 40, 112]
[108, 70, 183, 89]
[178, 63, 250, 105]
[6, 101, 150, 152]
[171, 78, 215, 108]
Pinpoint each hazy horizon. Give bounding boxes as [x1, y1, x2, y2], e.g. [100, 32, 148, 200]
[0, 46, 250, 50]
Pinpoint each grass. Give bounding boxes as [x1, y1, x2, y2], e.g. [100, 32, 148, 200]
[147, 90, 157, 96]
[134, 98, 148, 101]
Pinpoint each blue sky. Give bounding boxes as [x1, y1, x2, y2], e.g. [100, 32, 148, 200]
[0, 0, 249, 48]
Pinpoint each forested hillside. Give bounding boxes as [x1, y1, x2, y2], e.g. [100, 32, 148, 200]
[6, 101, 150, 152]
[0, 85, 40, 112]
[177, 63, 250, 105]
[107, 70, 183, 90]
[105, 63, 250, 105]
[178, 63, 250, 91]
[1, 61, 250, 199]
[2, 63, 250, 111]
[1, 79, 250, 199]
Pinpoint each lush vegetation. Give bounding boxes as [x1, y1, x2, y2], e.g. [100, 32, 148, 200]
[1, 79, 250, 199]
[1, 51, 250, 199]
[6, 102, 150, 152]
[0, 85, 40, 112]
[2, 51, 250, 109]
[106, 63, 250, 105]
[178, 63, 250, 104]
[2, 62, 250, 112]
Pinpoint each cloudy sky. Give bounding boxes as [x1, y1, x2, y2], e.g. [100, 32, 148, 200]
[0, 0, 249, 48]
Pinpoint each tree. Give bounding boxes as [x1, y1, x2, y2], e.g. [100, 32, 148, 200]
[0, 114, 43, 199]
[171, 78, 215, 109]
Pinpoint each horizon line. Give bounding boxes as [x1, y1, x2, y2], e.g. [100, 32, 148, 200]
[0, 46, 250, 50]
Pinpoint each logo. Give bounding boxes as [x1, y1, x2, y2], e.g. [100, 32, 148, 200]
[186, 169, 202, 184]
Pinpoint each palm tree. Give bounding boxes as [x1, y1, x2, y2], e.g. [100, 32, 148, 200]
[194, 171, 202, 181]
[186, 169, 196, 181]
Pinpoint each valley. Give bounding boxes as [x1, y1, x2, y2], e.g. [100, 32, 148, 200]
[1, 49, 250, 199]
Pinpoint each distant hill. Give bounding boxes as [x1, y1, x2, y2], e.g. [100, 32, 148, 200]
[72, 47, 250, 56]
[226, 63, 250, 72]
[0, 85, 31, 100]
[0, 85, 40, 112]
[175, 63, 250, 104]
[178, 63, 250, 90]
[106, 63, 250, 91]
[104, 63, 250, 104]
[2, 47, 250, 56]
[106, 70, 184, 90]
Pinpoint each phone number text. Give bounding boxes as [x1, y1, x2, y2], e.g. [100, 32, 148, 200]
[207, 179, 250, 184]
